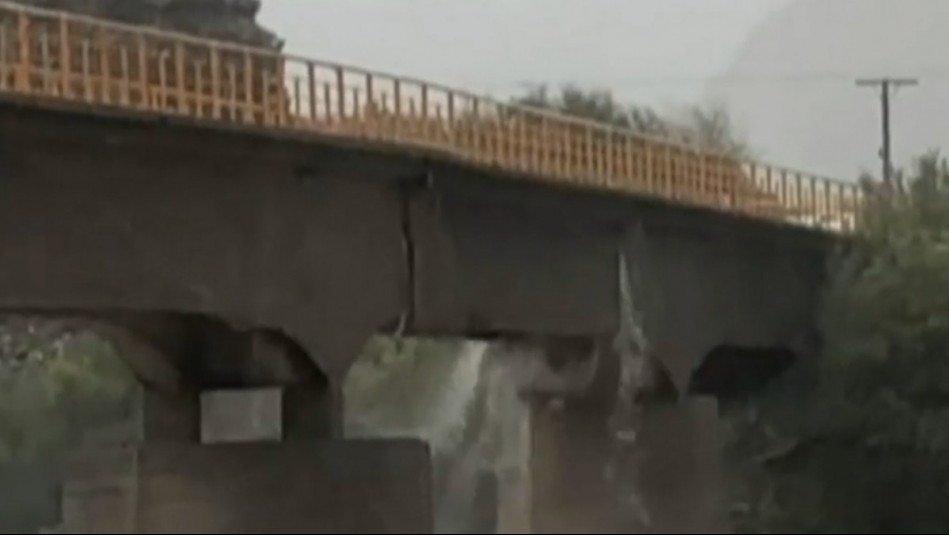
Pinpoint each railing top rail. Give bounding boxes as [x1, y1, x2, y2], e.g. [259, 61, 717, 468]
[0, 0, 862, 234]
[0, 0, 859, 189]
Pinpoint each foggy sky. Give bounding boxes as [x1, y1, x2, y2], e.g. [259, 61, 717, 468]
[259, 0, 944, 180]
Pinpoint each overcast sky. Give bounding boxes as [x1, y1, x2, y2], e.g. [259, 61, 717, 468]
[259, 0, 785, 106]
[258, 1, 947, 180]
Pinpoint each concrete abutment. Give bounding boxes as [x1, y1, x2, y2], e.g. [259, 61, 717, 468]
[489, 337, 730, 534]
[61, 316, 433, 534]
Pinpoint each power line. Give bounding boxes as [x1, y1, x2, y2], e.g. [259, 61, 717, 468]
[856, 77, 919, 188]
[522, 70, 949, 88]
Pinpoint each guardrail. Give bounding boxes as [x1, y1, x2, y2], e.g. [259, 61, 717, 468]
[0, 1, 862, 233]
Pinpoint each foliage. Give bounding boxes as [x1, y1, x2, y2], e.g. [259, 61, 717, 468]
[512, 83, 748, 156]
[0, 329, 137, 533]
[726, 152, 949, 533]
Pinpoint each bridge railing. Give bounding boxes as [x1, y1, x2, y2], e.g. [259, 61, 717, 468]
[0, 1, 862, 233]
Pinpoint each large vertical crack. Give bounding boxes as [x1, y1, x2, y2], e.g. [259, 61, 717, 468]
[395, 171, 427, 336]
[607, 223, 658, 529]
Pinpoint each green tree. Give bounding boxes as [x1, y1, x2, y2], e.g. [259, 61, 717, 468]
[727, 152, 949, 533]
[512, 84, 748, 155]
[0, 328, 136, 533]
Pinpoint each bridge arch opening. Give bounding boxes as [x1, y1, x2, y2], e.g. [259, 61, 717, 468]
[0, 313, 138, 533]
[0, 310, 345, 532]
[688, 344, 798, 401]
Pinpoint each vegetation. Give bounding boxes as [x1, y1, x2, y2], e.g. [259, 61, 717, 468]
[512, 83, 749, 155]
[727, 152, 949, 533]
[0, 328, 136, 533]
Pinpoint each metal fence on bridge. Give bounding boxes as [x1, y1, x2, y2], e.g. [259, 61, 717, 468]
[0, 1, 862, 233]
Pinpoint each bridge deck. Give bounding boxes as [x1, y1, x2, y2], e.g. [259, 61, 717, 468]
[0, 0, 860, 233]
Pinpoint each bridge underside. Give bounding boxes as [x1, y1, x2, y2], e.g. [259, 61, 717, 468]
[0, 99, 834, 532]
[0, 98, 831, 380]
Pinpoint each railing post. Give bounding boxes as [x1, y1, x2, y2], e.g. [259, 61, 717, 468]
[261, 70, 271, 125]
[562, 125, 571, 178]
[335, 65, 345, 119]
[243, 51, 253, 122]
[59, 14, 71, 98]
[193, 59, 204, 117]
[420, 83, 428, 118]
[393, 79, 402, 137]
[322, 82, 331, 122]
[15, 9, 30, 92]
[136, 34, 148, 109]
[444, 91, 454, 146]
[293, 76, 301, 123]
[227, 64, 238, 118]
[306, 61, 316, 123]
[365, 72, 373, 107]
[697, 151, 707, 204]
[38, 29, 49, 94]
[175, 41, 186, 114]
[274, 56, 287, 125]
[540, 116, 552, 175]
[584, 127, 594, 184]
[81, 39, 91, 102]
[351, 86, 360, 121]
[471, 98, 481, 160]
[157, 49, 168, 109]
[119, 46, 130, 105]
[210, 45, 221, 119]
[604, 131, 614, 185]
[96, 28, 109, 103]
[643, 141, 654, 194]
[809, 176, 817, 223]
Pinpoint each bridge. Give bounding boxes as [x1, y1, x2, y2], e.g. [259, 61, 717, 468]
[0, 2, 855, 533]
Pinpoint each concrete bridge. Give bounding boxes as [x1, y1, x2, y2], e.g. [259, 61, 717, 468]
[0, 2, 855, 533]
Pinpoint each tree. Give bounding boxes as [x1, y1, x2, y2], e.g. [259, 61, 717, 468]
[726, 152, 949, 533]
[512, 84, 749, 156]
[0, 327, 137, 533]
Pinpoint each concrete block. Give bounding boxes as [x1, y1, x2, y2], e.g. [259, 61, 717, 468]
[638, 397, 728, 534]
[63, 439, 432, 533]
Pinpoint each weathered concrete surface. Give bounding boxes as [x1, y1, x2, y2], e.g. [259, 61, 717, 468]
[62, 440, 433, 533]
[141, 387, 200, 442]
[529, 394, 623, 533]
[0, 97, 835, 387]
[0, 100, 410, 381]
[638, 397, 729, 534]
[523, 345, 731, 533]
[1, 97, 835, 532]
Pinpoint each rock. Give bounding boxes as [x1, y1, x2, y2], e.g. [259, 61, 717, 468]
[13, 0, 282, 49]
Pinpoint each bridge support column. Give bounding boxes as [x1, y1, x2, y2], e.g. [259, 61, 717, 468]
[528, 394, 625, 533]
[281, 383, 342, 440]
[141, 387, 201, 442]
[636, 396, 728, 534]
[520, 339, 730, 533]
[63, 320, 433, 533]
[518, 337, 627, 533]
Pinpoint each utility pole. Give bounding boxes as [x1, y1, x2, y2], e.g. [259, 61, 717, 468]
[856, 77, 918, 188]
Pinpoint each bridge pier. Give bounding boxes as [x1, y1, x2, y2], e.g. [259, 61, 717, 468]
[514, 338, 729, 534]
[140, 387, 201, 442]
[61, 319, 433, 534]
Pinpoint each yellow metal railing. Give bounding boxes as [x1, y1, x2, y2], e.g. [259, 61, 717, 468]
[0, 1, 861, 233]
